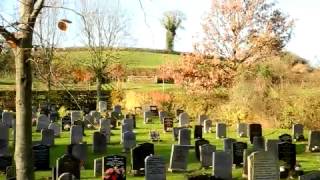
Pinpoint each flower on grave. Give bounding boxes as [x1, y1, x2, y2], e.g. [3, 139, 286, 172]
[104, 167, 125, 180]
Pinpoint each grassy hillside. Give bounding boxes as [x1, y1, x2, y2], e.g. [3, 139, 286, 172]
[57, 49, 180, 69]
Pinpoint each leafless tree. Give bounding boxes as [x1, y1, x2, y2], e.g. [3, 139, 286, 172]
[79, 0, 129, 107]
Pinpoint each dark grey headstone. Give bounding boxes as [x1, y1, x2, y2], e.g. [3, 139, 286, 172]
[265, 139, 280, 158]
[41, 129, 54, 146]
[247, 151, 279, 180]
[70, 111, 81, 125]
[56, 154, 80, 179]
[2, 112, 14, 128]
[58, 172, 76, 180]
[195, 139, 209, 161]
[278, 142, 296, 170]
[216, 123, 226, 139]
[293, 124, 304, 141]
[93, 132, 107, 153]
[172, 127, 182, 141]
[123, 131, 136, 152]
[203, 119, 212, 133]
[36, 114, 50, 131]
[307, 131, 320, 152]
[200, 144, 215, 168]
[178, 112, 189, 127]
[233, 142, 247, 166]
[212, 151, 233, 180]
[145, 155, 166, 180]
[131, 143, 154, 175]
[159, 111, 168, 124]
[168, 145, 189, 172]
[70, 125, 83, 144]
[72, 142, 88, 162]
[178, 128, 191, 145]
[223, 138, 236, 153]
[279, 133, 293, 143]
[48, 122, 61, 137]
[249, 124, 262, 144]
[237, 123, 248, 137]
[33, 144, 50, 170]
[194, 125, 203, 139]
[0, 155, 12, 172]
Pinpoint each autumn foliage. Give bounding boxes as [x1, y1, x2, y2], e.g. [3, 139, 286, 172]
[164, 53, 236, 92]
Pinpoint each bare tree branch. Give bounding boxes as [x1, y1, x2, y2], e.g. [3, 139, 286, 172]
[0, 26, 18, 44]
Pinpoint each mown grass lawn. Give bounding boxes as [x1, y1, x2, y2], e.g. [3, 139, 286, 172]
[0, 115, 319, 180]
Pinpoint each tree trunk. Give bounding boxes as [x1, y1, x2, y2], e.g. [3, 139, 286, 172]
[14, 46, 34, 180]
[96, 74, 102, 109]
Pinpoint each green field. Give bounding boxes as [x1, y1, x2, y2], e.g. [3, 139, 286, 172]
[58, 50, 180, 69]
[0, 115, 319, 180]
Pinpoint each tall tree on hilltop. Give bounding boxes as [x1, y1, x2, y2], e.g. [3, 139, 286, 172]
[0, 0, 44, 179]
[161, 10, 185, 52]
[198, 0, 293, 65]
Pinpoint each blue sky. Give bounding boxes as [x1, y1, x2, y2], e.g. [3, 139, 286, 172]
[1, 0, 320, 65]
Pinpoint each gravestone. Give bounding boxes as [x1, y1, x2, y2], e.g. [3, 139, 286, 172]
[114, 105, 121, 114]
[299, 171, 320, 180]
[233, 142, 248, 166]
[163, 117, 173, 132]
[249, 123, 262, 144]
[178, 128, 191, 146]
[102, 155, 126, 180]
[199, 144, 216, 168]
[100, 118, 111, 136]
[198, 114, 208, 125]
[307, 131, 320, 152]
[0, 155, 12, 172]
[178, 112, 189, 127]
[72, 142, 88, 163]
[33, 144, 50, 170]
[123, 131, 136, 152]
[2, 112, 13, 128]
[6, 166, 15, 180]
[172, 127, 183, 141]
[58, 173, 76, 180]
[90, 111, 101, 124]
[293, 124, 305, 141]
[125, 113, 136, 129]
[70, 125, 83, 144]
[242, 149, 249, 178]
[216, 123, 227, 139]
[203, 119, 212, 133]
[194, 125, 203, 139]
[149, 105, 159, 116]
[158, 111, 168, 124]
[212, 151, 233, 180]
[278, 142, 296, 170]
[176, 109, 184, 118]
[70, 111, 81, 125]
[145, 155, 166, 180]
[237, 123, 248, 137]
[98, 101, 107, 112]
[253, 136, 265, 152]
[83, 114, 94, 127]
[36, 114, 50, 131]
[73, 120, 85, 135]
[122, 118, 134, 131]
[247, 151, 279, 180]
[61, 116, 71, 131]
[41, 129, 55, 146]
[56, 154, 80, 179]
[279, 133, 293, 143]
[265, 139, 280, 158]
[94, 158, 102, 177]
[131, 143, 154, 176]
[0, 123, 9, 156]
[143, 111, 153, 124]
[93, 132, 107, 153]
[121, 123, 133, 134]
[223, 138, 236, 153]
[168, 145, 189, 172]
[48, 122, 61, 137]
[195, 139, 209, 161]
